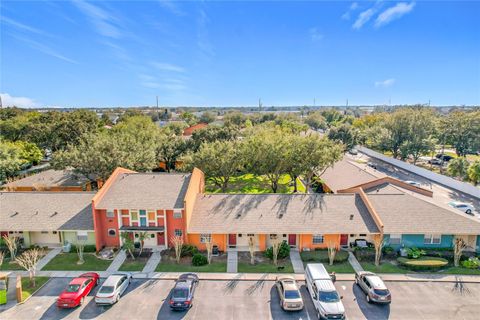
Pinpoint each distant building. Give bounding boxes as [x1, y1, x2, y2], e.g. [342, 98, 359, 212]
[182, 123, 208, 136]
[2, 169, 92, 192]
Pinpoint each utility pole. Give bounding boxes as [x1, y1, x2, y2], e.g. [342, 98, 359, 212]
[346, 99, 348, 107]
[156, 96, 159, 109]
[0, 94, 2, 109]
[313, 98, 316, 107]
[258, 98, 262, 111]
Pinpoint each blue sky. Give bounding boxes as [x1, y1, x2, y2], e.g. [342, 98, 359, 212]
[1, 1, 479, 108]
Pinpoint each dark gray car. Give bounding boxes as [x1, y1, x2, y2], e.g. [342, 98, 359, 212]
[169, 273, 199, 310]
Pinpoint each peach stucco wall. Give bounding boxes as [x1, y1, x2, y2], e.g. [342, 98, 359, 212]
[299, 234, 341, 250]
[187, 234, 227, 252]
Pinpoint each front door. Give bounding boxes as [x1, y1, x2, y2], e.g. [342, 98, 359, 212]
[288, 234, 296, 246]
[228, 234, 237, 246]
[157, 232, 165, 245]
[340, 234, 349, 246]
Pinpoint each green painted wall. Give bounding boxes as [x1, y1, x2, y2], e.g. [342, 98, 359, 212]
[61, 231, 96, 245]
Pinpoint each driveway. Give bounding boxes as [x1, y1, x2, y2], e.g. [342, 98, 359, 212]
[2, 278, 480, 319]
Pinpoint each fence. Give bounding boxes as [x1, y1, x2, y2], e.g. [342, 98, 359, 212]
[358, 146, 480, 199]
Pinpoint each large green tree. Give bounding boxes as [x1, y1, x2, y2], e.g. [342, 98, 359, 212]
[0, 140, 25, 181]
[305, 112, 327, 131]
[156, 134, 188, 172]
[447, 157, 470, 180]
[440, 111, 480, 157]
[190, 140, 243, 192]
[467, 161, 480, 186]
[328, 124, 359, 151]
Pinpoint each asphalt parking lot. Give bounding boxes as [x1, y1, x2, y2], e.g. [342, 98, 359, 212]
[1, 278, 480, 320]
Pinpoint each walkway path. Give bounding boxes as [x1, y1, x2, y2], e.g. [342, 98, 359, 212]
[142, 250, 161, 273]
[227, 251, 238, 273]
[106, 249, 126, 272]
[347, 251, 364, 273]
[289, 249, 305, 274]
[37, 247, 62, 271]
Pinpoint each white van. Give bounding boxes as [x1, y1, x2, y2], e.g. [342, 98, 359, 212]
[305, 263, 345, 320]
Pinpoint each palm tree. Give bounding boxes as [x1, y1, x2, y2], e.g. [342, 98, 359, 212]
[137, 232, 149, 257]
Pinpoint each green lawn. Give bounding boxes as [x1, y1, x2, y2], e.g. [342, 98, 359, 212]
[300, 250, 353, 273]
[21, 277, 50, 301]
[42, 253, 112, 271]
[324, 262, 355, 273]
[439, 266, 480, 275]
[360, 261, 410, 274]
[206, 173, 306, 194]
[119, 259, 147, 272]
[238, 261, 294, 273]
[0, 258, 24, 271]
[156, 261, 227, 273]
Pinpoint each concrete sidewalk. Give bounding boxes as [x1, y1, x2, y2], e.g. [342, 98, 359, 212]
[142, 250, 161, 273]
[227, 251, 238, 273]
[3, 270, 480, 283]
[106, 249, 126, 272]
[289, 249, 305, 274]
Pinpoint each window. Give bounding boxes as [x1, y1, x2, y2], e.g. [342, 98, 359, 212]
[200, 234, 211, 243]
[77, 231, 88, 241]
[359, 234, 367, 237]
[389, 234, 401, 245]
[173, 210, 182, 219]
[424, 234, 441, 244]
[150, 234, 155, 238]
[174, 229, 183, 237]
[282, 234, 287, 238]
[148, 211, 155, 221]
[312, 234, 324, 244]
[106, 210, 115, 218]
[247, 234, 254, 237]
[108, 229, 116, 237]
[131, 210, 138, 221]
[41, 231, 49, 234]
[269, 234, 278, 240]
[139, 209, 146, 216]
[52, 231, 57, 234]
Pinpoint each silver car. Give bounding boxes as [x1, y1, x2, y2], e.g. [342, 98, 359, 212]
[275, 276, 304, 311]
[355, 271, 391, 304]
[95, 272, 132, 305]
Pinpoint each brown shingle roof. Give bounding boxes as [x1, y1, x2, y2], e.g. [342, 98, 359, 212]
[95, 173, 191, 210]
[319, 158, 383, 193]
[0, 192, 95, 231]
[188, 193, 379, 234]
[367, 192, 480, 235]
[3, 169, 89, 188]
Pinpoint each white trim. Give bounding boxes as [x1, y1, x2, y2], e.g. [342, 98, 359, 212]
[163, 210, 167, 246]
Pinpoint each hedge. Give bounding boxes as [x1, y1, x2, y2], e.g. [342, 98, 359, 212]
[192, 254, 208, 266]
[301, 250, 349, 263]
[397, 256, 448, 271]
[70, 244, 97, 253]
[353, 247, 376, 262]
[265, 242, 290, 260]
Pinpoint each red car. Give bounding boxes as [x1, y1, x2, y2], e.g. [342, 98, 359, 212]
[57, 272, 100, 308]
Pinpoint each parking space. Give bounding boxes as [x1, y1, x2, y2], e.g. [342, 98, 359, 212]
[2, 277, 480, 319]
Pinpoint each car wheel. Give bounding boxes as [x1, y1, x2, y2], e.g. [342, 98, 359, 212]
[466, 209, 472, 214]
[366, 295, 371, 303]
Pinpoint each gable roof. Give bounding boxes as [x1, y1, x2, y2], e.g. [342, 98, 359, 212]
[188, 193, 379, 234]
[95, 172, 191, 210]
[366, 191, 480, 235]
[319, 158, 382, 192]
[3, 169, 89, 188]
[0, 192, 95, 231]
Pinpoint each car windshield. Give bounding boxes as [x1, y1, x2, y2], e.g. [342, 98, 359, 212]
[99, 286, 114, 294]
[318, 291, 340, 303]
[284, 290, 301, 299]
[66, 284, 80, 293]
[172, 288, 188, 299]
[374, 289, 390, 296]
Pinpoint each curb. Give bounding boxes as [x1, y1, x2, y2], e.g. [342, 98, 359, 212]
[18, 277, 52, 305]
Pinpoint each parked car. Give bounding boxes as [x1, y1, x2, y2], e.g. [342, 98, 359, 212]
[305, 264, 345, 320]
[448, 201, 475, 214]
[169, 273, 199, 310]
[275, 276, 304, 311]
[355, 271, 391, 304]
[404, 180, 421, 187]
[94, 272, 132, 305]
[435, 154, 454, 162]
[367, 162, 377, 169]
[57, 272, 100, 308]
[428, 158, 442, 165]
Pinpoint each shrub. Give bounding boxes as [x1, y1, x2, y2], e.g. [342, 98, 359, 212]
[181, 244, 199, 257]
[301, 250, 349, 263]
[397, 256, 448, 271]
[462, 257, 480, 269]
[70, 244, 96, 253]
[406, 247, 426, 259]
[382, 246, 397, 259]
[353, 247, 375, 262]
[265, 241, 290, 260]
[192, 254, 208, 266]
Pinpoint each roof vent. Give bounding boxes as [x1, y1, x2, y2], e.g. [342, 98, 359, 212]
[278, 213, 284, 219]
[34, 211, 38, 215]
[236, 213, 242, 218]
[51, 211, 58, 217]
[350, 214, 354, 220]
[11, 211, 19, 217]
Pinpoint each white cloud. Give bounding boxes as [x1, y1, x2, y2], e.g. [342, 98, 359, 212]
[375, 78, 396, 88]
[375, 2, 415, 27]
[157, 0, 185, 16]
[0, 93, 38, 108]
[1, 16, 52, 37]
[309, 28, 324, 42]
[11, 35, 78, 64]
[151, 62, 185, 73]
[72, 0, 122, 38]
[342, 2, 359, 20]
[353, 8, 376, 29]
